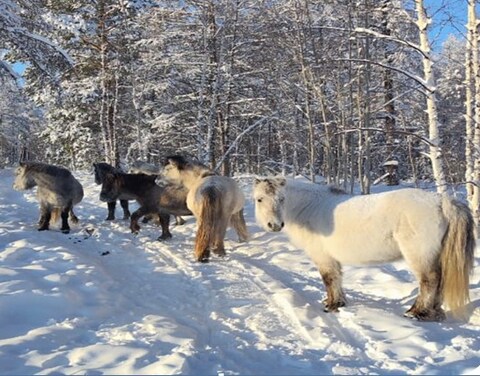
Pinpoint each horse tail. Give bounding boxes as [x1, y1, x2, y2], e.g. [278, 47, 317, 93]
[194, 186, 223, 262]
[440, 196, 475, 317]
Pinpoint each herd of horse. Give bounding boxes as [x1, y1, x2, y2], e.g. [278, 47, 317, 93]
[11, 156, 475, 322]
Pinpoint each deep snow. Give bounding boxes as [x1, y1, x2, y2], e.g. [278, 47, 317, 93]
[0, 168, 479, 375]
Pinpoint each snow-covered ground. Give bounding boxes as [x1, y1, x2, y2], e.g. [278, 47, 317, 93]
[0, 167, 479, 375]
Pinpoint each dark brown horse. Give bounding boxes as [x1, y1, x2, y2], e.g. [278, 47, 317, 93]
[99, 171, 192, 240]
[93, 162, 131, 220]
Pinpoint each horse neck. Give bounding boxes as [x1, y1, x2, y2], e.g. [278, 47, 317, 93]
[284, 183, 326, 213]
[123, 174, 156, 195]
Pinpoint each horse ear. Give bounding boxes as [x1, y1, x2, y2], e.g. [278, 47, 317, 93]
[164, 156, 176, 167]
[254, 177, 263, 185]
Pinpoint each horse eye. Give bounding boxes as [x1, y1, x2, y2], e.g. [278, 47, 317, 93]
[257, 198, 262, 203]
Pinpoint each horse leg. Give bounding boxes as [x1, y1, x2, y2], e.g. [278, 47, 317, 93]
[175, 216, 186, 226]
[212, 219, 228, 257]
[69, 208, 79, 224]
[318, 259, 346, 312]
[404, 264, 445, 321]
[38, 203, 51, 231]
[230, 209, 249, 242]
[106, 201, 116, 220]
[60, 205, 72, 234]
[157, 212, 172, 241]
[143, 213, 158, 224]
[120, 199, 130, 220]
[130, 207, 149, 234]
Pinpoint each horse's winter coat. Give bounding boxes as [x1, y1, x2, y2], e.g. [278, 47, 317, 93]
[13, 161, 84, 233]
[128, 160, 187, 226]
[161, 155, 249, 262]
[128, 160, 161, 175]
[253, 177, 475, 321]
[93, 162, 131, 220]
[99, 170, 191, 240]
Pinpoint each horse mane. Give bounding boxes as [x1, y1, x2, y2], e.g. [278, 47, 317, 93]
[114, 171, 158, 185]
[94, 162, 121, 173]
[165, 155, 215, 177]
[284, 179, 346, 196]
[23, 161, 71, 178]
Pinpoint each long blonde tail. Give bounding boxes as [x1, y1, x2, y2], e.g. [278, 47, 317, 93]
[194, 187, 222, 262]
[440, 197, 475, 317]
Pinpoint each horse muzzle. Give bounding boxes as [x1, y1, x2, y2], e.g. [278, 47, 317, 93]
[268, 221, 284, 232]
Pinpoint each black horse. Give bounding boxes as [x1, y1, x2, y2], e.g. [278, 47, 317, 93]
[93, 163, 131, 221]
[99, 170, 192, 240]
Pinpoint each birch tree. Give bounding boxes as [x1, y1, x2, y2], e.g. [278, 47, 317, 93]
[415, 0, 447, 193]
[465, 0, 480, 225]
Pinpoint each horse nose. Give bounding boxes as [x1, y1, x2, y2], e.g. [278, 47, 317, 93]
[268, 222, 284, 232]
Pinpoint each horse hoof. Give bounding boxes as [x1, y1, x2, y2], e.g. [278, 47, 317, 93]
[105, 217, 115, 221]
[157, 235, 172, 241]
[198, 257, 209, 263]
[38, 226, 49, 231]
[213, 250, 226, 257]
[403, 309, 445, 322]
[323, 301, 346, 313]
[61, 229, 70, 234]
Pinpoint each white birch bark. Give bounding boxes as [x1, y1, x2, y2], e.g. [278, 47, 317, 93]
[465, 0, 475, 204]
[469, 0, 480, 226]
[415, 0, 447, 194]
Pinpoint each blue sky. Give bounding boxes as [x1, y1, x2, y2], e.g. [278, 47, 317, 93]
[426, 0, 467, 49]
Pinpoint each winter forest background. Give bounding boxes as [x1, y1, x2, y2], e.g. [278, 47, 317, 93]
[1, 0, 479, 199]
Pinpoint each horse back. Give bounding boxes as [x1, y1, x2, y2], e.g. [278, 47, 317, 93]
[285, 186, 446, 266]
[189, 176, 244, 215]
[35, 170, 83, 207]
[119, 173, 159, 202]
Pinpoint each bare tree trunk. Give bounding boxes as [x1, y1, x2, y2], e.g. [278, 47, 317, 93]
[381, 0, 397, 165]
[205, 0, 218, 168]
[415, 0, 447, 194]
[99, 0, 110, 163]
[97, 0, 117, 166]
[465, 0, 475, 201]
[465, 0, 480, 227]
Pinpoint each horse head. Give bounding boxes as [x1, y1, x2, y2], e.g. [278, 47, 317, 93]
[93, 162, 117, 185]
[99, 171, 121, 202]
[253, 176, 286, 232]
[13, 163, 36, 191]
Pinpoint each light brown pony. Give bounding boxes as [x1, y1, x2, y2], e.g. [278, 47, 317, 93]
[161, 155, 249, 262]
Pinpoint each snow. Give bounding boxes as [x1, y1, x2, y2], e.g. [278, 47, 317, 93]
[0, 167, 479, 375]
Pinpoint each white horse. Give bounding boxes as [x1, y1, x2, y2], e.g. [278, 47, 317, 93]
[253, 177, 475, 321]
[161, 155, 249, 262]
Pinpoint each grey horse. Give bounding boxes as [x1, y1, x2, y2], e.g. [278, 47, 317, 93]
[13, 161, 84, 234]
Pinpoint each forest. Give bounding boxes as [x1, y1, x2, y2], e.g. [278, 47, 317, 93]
[0, 0, 475, 195]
